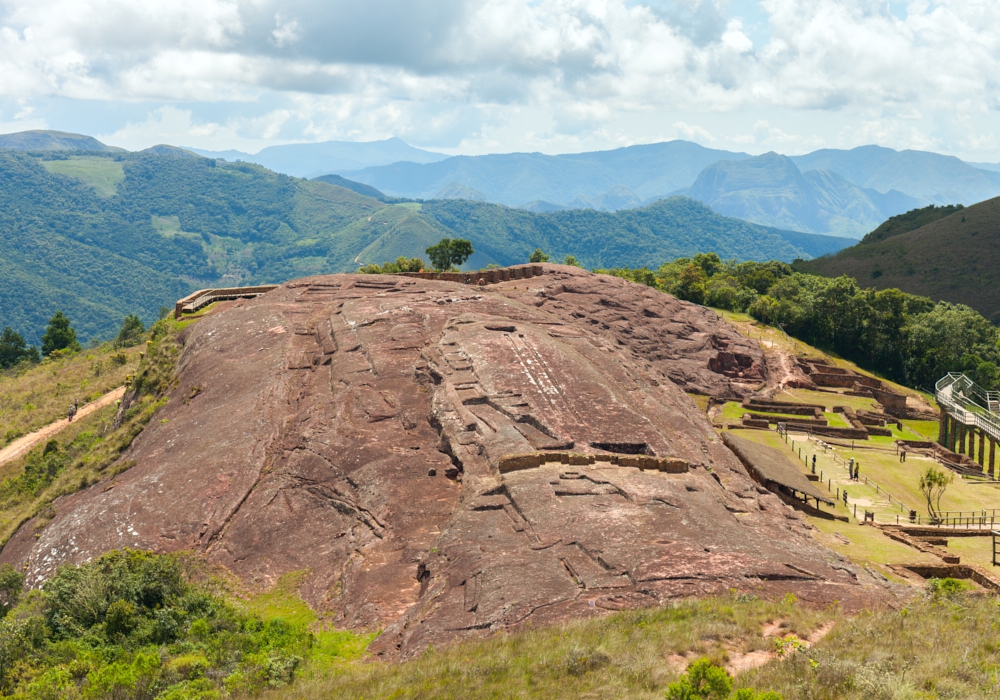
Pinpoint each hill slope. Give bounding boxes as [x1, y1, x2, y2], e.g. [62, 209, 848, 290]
[0, 151, 849, 346]
[794, 196, 1000, 321]
[0, 129, 120, 152]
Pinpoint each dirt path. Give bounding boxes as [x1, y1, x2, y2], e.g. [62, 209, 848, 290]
[0, 386, 126, 467]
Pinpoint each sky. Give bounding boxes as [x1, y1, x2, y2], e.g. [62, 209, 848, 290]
[0, 0, 998, 161]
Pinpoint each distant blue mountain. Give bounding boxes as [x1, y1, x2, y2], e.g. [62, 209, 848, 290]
[680, 152, 922, 238]
[341, 141, 752, 206]
[189, 137, 448, 178]
[791, 146, 1000, 205]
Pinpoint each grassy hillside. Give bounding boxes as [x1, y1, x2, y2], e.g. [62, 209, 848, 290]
[795, 196, 1000, 322]
[418, 197, 851, 269]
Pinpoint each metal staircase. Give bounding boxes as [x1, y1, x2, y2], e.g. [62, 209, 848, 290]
[936, 373, 1000, 445]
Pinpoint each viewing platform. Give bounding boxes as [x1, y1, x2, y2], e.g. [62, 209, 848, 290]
[936, 373, 1000, 478]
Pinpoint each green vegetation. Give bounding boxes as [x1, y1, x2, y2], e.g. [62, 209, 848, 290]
[529, 248, 549, 263]
[0, 320, 173, 547]
[600, 253, 1000, 392]
[2, 148, 847, 347]
[425, 237, 473, 271]
[114, 314, 146, 349]
[0, 328, 39, 370]
[358, 257, 424, 274]
[795, 196, 1000, 323]
[0, 333, 142, 446]
[42, 156, 125, 197]
[40, 311, 81, 357]
[0, 550, 320, 698]
[858, 203, 963, 245]
[666, 659, 780, 700]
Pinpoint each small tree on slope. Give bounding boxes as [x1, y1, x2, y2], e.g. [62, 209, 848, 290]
[41, 311, 81, 357]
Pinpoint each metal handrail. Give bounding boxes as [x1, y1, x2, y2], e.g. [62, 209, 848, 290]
[936, 373, 1000, 443]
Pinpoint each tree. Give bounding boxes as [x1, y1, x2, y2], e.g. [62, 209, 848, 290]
[41, 311, 81, 356]
[563, 255, 581, 267]
[0, 564, 23, 617]
[919, 466, 952, 520]
[0, 327, 39, 369]
[425, 238, 473, 271]
[529, 248, 549, 263]
[114, 314, 146, 349]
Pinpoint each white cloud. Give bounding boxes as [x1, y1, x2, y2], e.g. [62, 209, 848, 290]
[673, 121, 716, 143]
[0, 0, 996, 158]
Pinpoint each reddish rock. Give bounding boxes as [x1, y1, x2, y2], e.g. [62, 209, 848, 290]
[2, 267, 874, 659]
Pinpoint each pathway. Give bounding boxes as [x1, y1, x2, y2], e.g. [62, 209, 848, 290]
[0, 386, 126, 467]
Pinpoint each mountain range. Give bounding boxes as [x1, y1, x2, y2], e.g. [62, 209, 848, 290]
[190, 137, 448, 178]
[0, 145, 849, 345]
[4, 129, 1000, 239]
[339, 143, 1000, 238]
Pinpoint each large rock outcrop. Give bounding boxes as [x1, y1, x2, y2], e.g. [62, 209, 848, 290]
[2, 266, 867, 658]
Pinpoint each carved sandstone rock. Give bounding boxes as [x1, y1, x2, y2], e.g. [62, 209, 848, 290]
[2, 267, 869, 659]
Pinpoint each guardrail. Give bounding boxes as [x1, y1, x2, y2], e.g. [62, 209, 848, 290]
[936, 373, 1000, 444]
[174, 285, 279, 319]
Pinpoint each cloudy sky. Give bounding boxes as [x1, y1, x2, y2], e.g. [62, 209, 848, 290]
[0, 0, 997, 160]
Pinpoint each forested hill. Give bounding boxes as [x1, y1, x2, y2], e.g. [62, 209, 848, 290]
[0, 149, 849, 345]
[794, 197, 1000, 322]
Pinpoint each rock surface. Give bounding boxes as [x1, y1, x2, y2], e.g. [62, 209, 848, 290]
[2, 266, 870, 658]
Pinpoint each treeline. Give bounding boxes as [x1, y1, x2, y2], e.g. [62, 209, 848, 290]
[0, 312, 147, 371]
[598, 254, 1000, 391]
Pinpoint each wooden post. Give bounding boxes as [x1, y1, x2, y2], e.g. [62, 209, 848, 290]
[990, 438, 996, 480]
[958, 424, 966, 455]
[979, 428, 986, 467]
[939, 410, 948, 445]
[950, 419, 959, 452]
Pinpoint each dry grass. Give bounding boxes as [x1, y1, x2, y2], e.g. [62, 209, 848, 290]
[261, 594, 832, 700]
[255, 590, 1000, 700]
[0, 342, 144, 445]
[745, 594, 1000, 699]
[0, 322, 181, 547]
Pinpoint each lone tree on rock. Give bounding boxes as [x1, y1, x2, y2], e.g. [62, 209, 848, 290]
[426, 238, 473, 271]
[41, 311, 81, 357]
[529, 248, 549, 263]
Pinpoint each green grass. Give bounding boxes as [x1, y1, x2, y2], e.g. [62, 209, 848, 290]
[901, 419, 940, 441]
[42, 156, 125, 197]
[242, 571, 375, 675]
[0, 320, 180, 547]
[0, 342, 144, 446]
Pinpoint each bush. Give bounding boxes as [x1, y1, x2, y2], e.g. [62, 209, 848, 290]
[2, 550, 314, 698]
